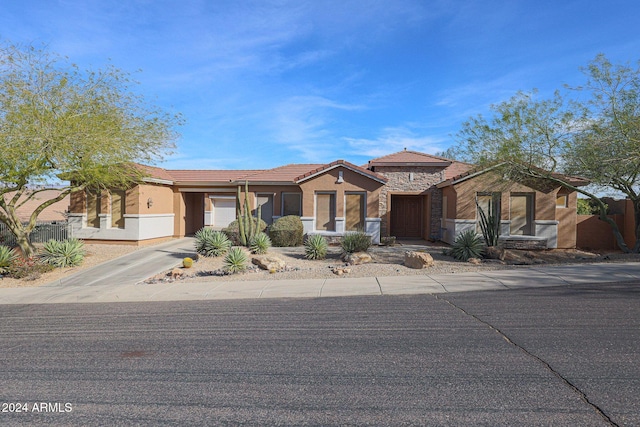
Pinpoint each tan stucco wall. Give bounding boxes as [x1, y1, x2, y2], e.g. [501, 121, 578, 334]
[128, 184, 174, 215]
[298, 167, 382, 218]
[446, 172, 579, 248]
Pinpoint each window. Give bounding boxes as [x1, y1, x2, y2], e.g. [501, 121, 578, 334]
[316, 192, 336, 231]
[345, 193, 365, 231]
[111, 189, 126, 229]
[476, 192, 501, 233]
[86, 189, 101, 228]
[556, 194, 568, 208]
[282, 193, 302, 216]
[510, 193, 534, 236]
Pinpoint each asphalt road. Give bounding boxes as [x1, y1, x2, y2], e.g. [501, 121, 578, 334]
[1, 282, 638, 426]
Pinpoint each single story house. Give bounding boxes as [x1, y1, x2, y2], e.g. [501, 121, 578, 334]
[68, 150, 586, 248]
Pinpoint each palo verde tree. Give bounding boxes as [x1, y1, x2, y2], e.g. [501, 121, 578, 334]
[453, 55, 640, 252]
[0, 41, 182, 256]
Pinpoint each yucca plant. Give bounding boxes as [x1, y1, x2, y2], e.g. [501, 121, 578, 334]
[340, 230, 371, 254]
[195, 228, 231, 257]
[223, 247, 248, 273]
[450, 230, 484, 261]
[0, 245, 19, 274]
[40, 238, 85, 268]
[305, 234, 328, 260]
[249, 232, 271, 255]
[476, 198, 501, 247]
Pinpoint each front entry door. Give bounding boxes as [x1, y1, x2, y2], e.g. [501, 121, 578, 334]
[390, 195, 423, 238]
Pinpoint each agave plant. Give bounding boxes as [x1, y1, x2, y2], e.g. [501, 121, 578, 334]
[0, 245, 18, 274]
[223, 247, 248, 274]
[304, 234, 328, 260]
[40, 238, 85, 268]
[195, 228, 231, 257]
[249, 232, 271, 255]
[450, 230, 484, 261]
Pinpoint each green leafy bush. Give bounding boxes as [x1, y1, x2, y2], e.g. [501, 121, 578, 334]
[340, 231, 371, 254]
[249, 232, 271, 254]
[0, 245, 18, 275]
[304, 234, 328, 260]
[269, 215, 304, 247]
[223, 218, 267, 246]
[450, 230, 484, 261]
[195, 228, 231, 257]
[223, 247, 248, 273]
[40, 238, 85, 268]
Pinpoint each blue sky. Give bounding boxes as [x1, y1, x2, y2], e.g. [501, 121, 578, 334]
[3, 0, 640, 170]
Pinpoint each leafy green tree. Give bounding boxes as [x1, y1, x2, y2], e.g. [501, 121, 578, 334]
[0, 41, 182, 256]
[454, 55, 640, 252]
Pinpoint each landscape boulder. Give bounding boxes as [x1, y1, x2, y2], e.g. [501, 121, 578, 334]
[484, 246, 506, 260]
[252, 255, 286, 272]
[404, 251, 434, 269]
[342, 252, 373, 265]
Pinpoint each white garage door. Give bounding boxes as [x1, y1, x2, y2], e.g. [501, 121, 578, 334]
[211, 197, 236, 228]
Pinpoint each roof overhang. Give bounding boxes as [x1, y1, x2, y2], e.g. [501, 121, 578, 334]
[295, 162, 387, 185]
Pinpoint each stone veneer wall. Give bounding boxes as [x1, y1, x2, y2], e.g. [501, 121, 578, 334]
[375, 166, 445, 238]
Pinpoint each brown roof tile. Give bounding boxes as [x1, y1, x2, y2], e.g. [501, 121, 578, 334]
[4, 190, 69, 223]
[241, 164, 324, 183]
[167, 169, 259, 183]
[294, 160, 387, 183]
[368, 150, 453, 166]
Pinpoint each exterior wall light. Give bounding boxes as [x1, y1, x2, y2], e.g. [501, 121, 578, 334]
[147, 197, 153, 208]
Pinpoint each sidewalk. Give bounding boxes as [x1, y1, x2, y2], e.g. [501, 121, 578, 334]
[1, 245, 639, 304]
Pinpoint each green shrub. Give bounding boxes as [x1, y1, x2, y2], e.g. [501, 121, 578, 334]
[223, 247, 248, 273]
[0, 245, 18, 275]
[380, 236, 396, 246]
[269, 215, 304, 247]
[340, 231, 371, 254]
[450, 230, 484, 261]
[195, 228, 232, 257]
[223, 218, 267, 246]
[40, 238, 85, 268]
[249, 232, 271, 254]
[304, 234, 328, 260]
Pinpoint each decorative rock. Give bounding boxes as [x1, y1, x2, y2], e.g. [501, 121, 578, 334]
[404, 251, 434, 269]
[332, 267, 351, 275]
[467, 257, 482, 265]
[252, 255, 286, 272]
[342, 252, 373, 265]
[170, 268, 184, 278]
[484, 246, 506, 260]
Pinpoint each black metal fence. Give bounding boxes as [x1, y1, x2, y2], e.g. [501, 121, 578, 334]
[0, 221, 71, 247]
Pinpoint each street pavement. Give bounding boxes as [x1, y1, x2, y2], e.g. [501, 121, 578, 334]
[1, 285, 638, 425]
[1, 236, 640, 304]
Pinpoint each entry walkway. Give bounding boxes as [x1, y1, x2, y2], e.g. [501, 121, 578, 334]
[1, 236, 639, 304]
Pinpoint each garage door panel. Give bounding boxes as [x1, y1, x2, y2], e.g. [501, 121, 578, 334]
[212, 198, 236, 228]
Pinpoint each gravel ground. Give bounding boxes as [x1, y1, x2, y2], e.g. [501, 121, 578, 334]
[147, 242, 621, 284]
[3, 239, 636, 289]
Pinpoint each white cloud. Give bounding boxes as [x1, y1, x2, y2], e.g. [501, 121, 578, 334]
[344, 127, 447, 158]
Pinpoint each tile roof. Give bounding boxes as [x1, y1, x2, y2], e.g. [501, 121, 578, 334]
[294, 160, 387, 183]
[241, 164, 324, 183]
[444, 161, 474, 181]
[4, 190, 69, 223]
[368, 150, 453, 166]
[167, 169, 260, 183]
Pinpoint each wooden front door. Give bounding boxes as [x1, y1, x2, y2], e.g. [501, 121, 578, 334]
[390, 195, 423, 238]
